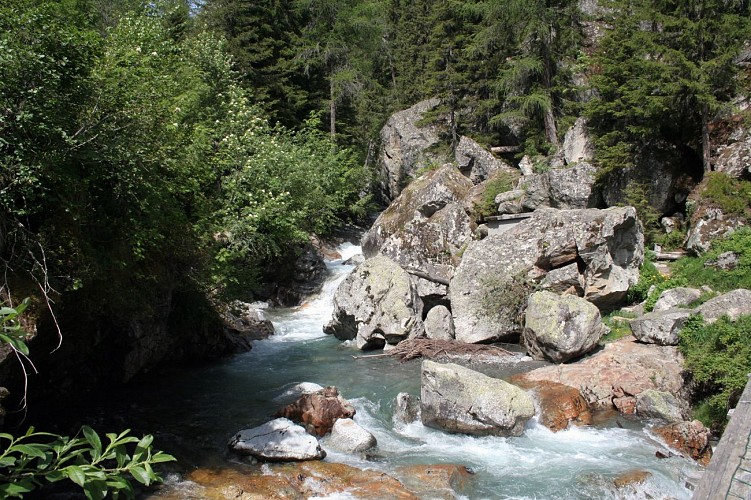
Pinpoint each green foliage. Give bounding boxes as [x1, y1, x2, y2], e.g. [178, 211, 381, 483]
[680, 314, 751, 431]
[477, 171, 521, 218]
[622, 181, 661, 244]
[480, 271, 534, 326]
[601, 310, 637, 344]
[701, 172, 751, 220]
[627, 257, 668, 304]
[671, 227, 751, 292]
[0, 426, 175, 499]
[0, 299, 30, 356]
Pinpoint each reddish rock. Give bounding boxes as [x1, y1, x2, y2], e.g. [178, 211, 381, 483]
[395, 464, 474, 499]
[513, 380, 593, 432]
[653, 420, 713, 466]
[613, 470, 652, 489]
[513, 337, 687, 415]
[274, 386, 355, 437]
[162, 462, 419, 500]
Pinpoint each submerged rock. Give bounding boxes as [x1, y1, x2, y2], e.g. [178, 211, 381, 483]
[420, 360, 535, 437]
[228, 418, 326, 462]
[522, 291, 606, 363]
[324, 255, 424, 349]
[395, 464, 474, 500]
[324, 418, 377, 453]
[274, 386, 355, 437]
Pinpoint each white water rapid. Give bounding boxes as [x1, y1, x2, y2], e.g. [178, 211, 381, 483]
[128, 243, 702, 499]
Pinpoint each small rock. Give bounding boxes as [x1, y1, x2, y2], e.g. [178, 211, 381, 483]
[613, 470, 652, 489]
[274, 386, 355, 437]
[228, 418, 326, 461]
[653, 420, 712, 465]
[424, 305, 455, 340]
[273, 382, 325, 404]
[393, 392, 421, 425]
[324, 418, 377, 453]
[704, 251, 740, 271]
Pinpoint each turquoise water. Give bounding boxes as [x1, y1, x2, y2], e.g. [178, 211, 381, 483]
[120, 244, 701, 499]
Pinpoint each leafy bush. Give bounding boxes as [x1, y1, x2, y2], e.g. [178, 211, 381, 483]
[680, 314, 751, 431]
[626, 257, 668, 305]
[671, 227, 751, 292]
[0, 426, 175, 499]
[702, 172, 751, 220]
[476, 171, 521, 218]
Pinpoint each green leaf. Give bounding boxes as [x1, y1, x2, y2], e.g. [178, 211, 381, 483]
[11, 443, 48, 459]
[82, 426, 102, 459]
[0, 480, 35, 497]
[65, 464, 86, 487]
[0, 456, 16, 467]
[83, 479, 108, 500]
[149, 451, 176, 463]
[129, 465, 151, 486]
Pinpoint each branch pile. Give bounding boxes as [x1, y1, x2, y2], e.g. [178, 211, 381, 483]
[388, 339, 514, 362]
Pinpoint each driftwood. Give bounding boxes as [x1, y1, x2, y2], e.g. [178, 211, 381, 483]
[491, 145, 521, 154]
[404, 267, 450, 286]
[654, 250, 687, 261]
[387, 338, 514, 362]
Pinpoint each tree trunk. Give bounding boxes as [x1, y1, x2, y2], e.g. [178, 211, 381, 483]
[701, 104, 711, 172]
[329, 79, 336, 139]
[543, 107, 558, 147]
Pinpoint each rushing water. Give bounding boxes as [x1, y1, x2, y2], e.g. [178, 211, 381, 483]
[113, 243, 701, 499]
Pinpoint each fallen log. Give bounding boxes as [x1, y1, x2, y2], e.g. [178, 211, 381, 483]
[404, 267, 450, 286]
[388, 338, 514, 362]
[490, 145, 521, 154]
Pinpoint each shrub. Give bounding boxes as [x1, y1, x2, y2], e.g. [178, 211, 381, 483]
[702, 172, 751, 220]
[680, 314, 751, 432]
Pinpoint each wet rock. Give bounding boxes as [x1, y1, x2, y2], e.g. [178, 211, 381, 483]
[272, 382, 325, 405]
[451, 207, 643, 343]
[324, 418, 377, 453]
[378, 98, 444, 201]
[273, 242, 328, 306]
[697, 289, 751, 324]
[324, 255, 424, 350]
[652, 287, 702, 312]
[274, 386, 355, 437]
[393, 392, 421, 425]
[184, 462, 418, 500]
[522, 291, 606, 363]
[228, 418, 326, 461]
[221, 301, 275, 341]
[421, 360, 535, 437]
[455, 135, 516, 184]
[653, 420, 713, 465]
[424, 305, 455, 340]
[562, 118, 594, 165]
[513, 337, 687, 415]
[395, 464, 473, 500]
[635, 389, 687, 422]
[629, 309, 692, 346]
[514, 380, 593, 432]
[613, 470, 652, 489]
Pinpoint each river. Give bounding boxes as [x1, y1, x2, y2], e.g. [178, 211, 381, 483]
[109, 243, 701, 499]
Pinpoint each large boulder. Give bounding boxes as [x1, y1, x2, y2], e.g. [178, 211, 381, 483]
[454, 135, 516, 184]
[513, 337, 687, 415]
[511, 162, 598, 213]
[324, 255, 424, 350]
[323, 418, 377, 453]
[362, 165, 474, 287]
[420, 360, 535, 437]
[686, 206, 745, 254]
[378, 98, 444, 201]
[221, 301, 275, 341]
[714, 128, 751, 179]
[635, 389, 688, 422]
[274, 386, 356, 437]
[522, 291, 606, 363]
[652, 287, 702, 312]
[451, 207, 644, 343]
[596, 142, 701, 216]
[228, 418, 326, 461]
[697, 289, 751, 324]
[629, 309, 692, 346]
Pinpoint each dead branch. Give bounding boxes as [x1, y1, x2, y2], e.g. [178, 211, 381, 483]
[387, 338, 514, 362]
